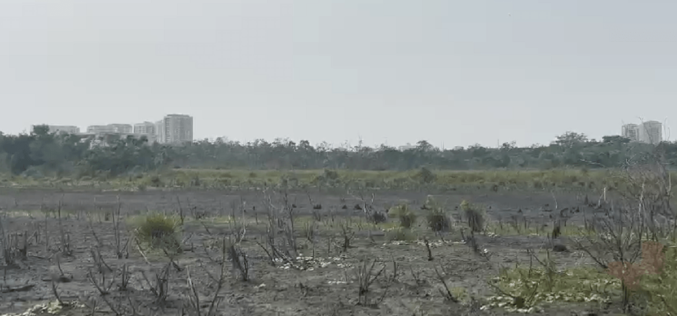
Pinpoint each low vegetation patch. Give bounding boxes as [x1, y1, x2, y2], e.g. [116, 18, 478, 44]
[487, 262, 618, 312]
[384, 227, 416, 242]
[460, 200, 486, 233]
[132, 214, 182, 253]
[487, 239, 677, 314]
[631, 240, 677, 314]
[388, 203, 417, 228]
[0, 166, 642, 192]
[423, 196, 451, 232]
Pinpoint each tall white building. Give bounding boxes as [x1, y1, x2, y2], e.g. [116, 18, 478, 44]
[86, 124, 132, 135]
[639, 121, 663, 144]
[109, 124, 133, 134]
[133, 122, 155, 134]
[86, 125, 116, 134]
[133, 122, 157, 143]
[621, 124, 639, 142]
[398, 143, 416, 151]
[155, 114, 193, 144]
[154, 120, 164, 143]
[46, 125, 80, 134]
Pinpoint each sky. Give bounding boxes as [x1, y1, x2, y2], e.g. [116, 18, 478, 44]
[1, 0, 676, 149]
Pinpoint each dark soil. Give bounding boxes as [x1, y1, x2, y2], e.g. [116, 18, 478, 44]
[0, 188, 615, 316]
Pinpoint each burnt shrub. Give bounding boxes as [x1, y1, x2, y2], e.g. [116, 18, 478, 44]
[389, 204, 417, 228]
[460, 200, 485, 233]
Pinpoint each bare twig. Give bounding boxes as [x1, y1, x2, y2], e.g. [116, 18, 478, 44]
[434, 266, 458, 303]
[354, 258, 385, 306]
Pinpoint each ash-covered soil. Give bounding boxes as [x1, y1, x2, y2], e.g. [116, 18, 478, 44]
[0, 188, 611, 316]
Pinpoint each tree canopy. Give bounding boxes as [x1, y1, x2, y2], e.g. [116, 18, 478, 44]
[0, 127, 673, 178]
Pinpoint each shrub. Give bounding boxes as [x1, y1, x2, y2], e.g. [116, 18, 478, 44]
[367, 210, 388, 224]
[487, 265, 616, 312]
[323, 169, 340, 181]
[414, 167, 436, 184]
[385, 227, 415, 242]
[633, 241, 675, 314]
[426, 209, 451, 232]
[389, 204, 417, 228]
[134, 214, 181, 253]
[423, 196, 451, 232]
[149, 175, 163, 187]
[460, 200, 485, 233]
[190, 176, 201, 187]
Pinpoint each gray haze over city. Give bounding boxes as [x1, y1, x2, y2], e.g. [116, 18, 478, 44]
[1, 0, 675, 148]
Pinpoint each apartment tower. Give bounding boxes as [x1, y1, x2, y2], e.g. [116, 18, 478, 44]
[86, 124, 132, 135]
[134, 121, 157, 142]
[621, 124, 639, 142]
[639, 121, 663, 144]
[46, 125, 80, 134]
[155, 114, 193, 144]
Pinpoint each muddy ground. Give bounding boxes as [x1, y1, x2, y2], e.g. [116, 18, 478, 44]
[0, 188, 615, 316]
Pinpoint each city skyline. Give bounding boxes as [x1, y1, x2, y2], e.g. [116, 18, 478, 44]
[2, 1, 676, 149]
[23, 114, 677, 148]
[40, 113, 194, 145]
[621, 120, 665, 145]
[32, 115, 671, 149]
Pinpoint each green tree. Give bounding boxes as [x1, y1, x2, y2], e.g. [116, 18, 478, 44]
[554, 131, 588, 148]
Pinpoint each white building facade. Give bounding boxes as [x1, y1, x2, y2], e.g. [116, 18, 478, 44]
[86, 125, 116, 134]
[47, 125, 80, 134]
[621, 124, 639, 142]
[155, 114, 193, 144]
[639, 121, 662, 144]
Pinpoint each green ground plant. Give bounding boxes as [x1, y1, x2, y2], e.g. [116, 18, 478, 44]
[388, 203, 417, 228]
[132, 214, 182, 253]
[486, 251, 618, 313]
[384, 227, 416, 242]
[422, 196, 451, 232]
[628, 240, 677, 315]
[1, 168, 651, 193]
[459, 200, 486, 233]
[486, 222, 587, 238]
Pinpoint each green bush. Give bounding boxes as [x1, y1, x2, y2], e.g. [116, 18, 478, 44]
[414, 167, 437, 184]
[149, 175, 163, 187]
[385, 227, 415, 242]
[638, 240, 677, 315]
[134, 214, 181, 253]
[426, 210, 450, 232]
[460, 200, 485, 233]
[487, 264, 616, 312]
[423, 196, 451, 232]
[389, 204, 417, 228]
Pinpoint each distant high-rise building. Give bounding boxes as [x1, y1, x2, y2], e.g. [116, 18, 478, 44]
[86, 125, 116, 134]
[398, 143, 416, 151]
[639, 121, 663, 144]
[133, 122, 155, 135]
[155, 114, 193, 144]
[86, 124, 132, 135]
[108, 124, 133, 134]
[133, 121, 157, 143]
[45, 125, 80, 135]
[154, 120, 165, 143]
[622, 124, 639, 142]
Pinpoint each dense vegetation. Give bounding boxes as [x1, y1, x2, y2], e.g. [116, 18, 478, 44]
[0, 125, 673, 178]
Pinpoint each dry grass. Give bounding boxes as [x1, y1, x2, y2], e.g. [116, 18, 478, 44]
[0, 168, 645, 192]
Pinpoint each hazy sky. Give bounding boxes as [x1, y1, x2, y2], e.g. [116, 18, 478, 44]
[1, 1, 676, 148]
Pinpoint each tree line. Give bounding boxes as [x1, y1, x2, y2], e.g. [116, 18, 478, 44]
[0, 126, 673, 178]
